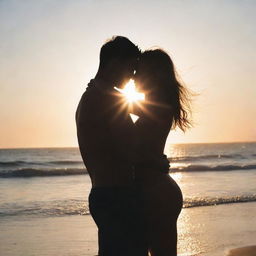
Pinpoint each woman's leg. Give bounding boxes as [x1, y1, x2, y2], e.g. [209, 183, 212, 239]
[148, 216, 179, 256]
[144, 175, 183, 256]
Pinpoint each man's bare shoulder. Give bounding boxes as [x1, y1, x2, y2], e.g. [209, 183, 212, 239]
[76, 82, 102, 124]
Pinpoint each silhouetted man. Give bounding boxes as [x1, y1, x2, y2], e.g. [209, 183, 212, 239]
[76, 36, 147, 256]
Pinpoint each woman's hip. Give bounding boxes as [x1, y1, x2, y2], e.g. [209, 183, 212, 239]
[142, 174, 183, 216]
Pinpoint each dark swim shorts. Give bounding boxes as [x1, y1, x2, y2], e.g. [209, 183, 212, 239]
[89, 186, 148, 256]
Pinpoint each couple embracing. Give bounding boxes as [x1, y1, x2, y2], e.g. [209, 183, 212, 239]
[76, 36, 191, 256]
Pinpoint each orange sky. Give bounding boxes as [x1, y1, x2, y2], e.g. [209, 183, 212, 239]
[0, 0, 256, 148]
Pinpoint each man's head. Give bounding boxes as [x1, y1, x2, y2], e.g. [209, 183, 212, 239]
[96, 36, 141, 86]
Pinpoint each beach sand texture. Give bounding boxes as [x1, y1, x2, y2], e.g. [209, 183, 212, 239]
[1, 202, 255, 256]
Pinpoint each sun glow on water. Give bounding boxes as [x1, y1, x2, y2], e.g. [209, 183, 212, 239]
[115, 79, 145, 103]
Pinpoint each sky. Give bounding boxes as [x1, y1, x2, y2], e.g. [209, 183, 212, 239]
[0, 0, 256, 148]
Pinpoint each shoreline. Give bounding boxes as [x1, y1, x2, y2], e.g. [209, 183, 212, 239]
[1, 202, 255, 256]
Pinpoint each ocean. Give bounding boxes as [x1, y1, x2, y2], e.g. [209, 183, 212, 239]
[0, 142, 256, 256]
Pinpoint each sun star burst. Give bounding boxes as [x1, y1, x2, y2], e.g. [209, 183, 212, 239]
[114, 79, 145, 103]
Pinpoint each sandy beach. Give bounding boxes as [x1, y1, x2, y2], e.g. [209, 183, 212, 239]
[1, 202, 255, 256]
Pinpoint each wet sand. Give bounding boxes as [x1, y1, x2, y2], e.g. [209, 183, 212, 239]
[0, 202, 255, 256]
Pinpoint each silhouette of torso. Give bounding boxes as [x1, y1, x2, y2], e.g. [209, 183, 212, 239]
[76, 80, 135, 187]
[134, 103, 172, 180]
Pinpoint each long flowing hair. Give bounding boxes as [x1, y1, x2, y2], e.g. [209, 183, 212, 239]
[140, 49, 192, 131]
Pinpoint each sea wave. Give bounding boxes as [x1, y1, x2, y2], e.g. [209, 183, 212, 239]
[0, 199, 90, 217]
[1, 163, 256, 178]
[0, 160, 83, 167]
[0, 152, 253, 168]
[171, 164, 256, 172]
[168, 153, 251, 162]
[0, 195, 255, 217]
[183, 195, 256, 208]
[0, 168, 86, 177]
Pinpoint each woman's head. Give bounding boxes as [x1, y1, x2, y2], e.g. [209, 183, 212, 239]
[135, 49, 192, 131]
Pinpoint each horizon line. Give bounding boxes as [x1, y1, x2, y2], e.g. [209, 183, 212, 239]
[1, 140, 256, 150]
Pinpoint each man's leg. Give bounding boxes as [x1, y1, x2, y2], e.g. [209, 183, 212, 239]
[89, 187, 148, 256]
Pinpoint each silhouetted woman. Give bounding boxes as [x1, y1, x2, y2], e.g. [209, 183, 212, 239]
[133, 49, 192, 256]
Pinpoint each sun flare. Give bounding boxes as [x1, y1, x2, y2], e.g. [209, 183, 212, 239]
[114, 79, 145, 103]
